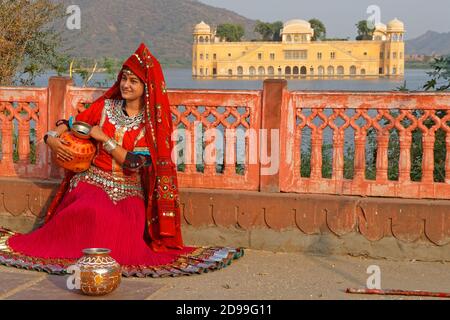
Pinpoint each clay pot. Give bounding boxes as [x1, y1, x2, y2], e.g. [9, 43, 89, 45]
[55, 122, 96, 173]
[76, 248, 122, 296]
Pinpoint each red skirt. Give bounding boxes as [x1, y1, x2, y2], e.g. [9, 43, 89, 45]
[0, 182, 243, 277]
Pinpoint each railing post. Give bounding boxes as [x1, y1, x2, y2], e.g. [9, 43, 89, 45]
[47, 77, 73, 179]
[260, 79, 287, 192]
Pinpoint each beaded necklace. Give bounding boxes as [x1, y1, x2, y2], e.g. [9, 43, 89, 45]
[105, 99, 144, 131]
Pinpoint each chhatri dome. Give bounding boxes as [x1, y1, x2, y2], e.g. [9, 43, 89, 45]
[387, 18, 405, 32]
[194, 21, 211, 34]
[374, 22, 387, 31]
[281, 19, 314, 35]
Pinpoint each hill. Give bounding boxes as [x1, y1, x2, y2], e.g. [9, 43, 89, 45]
[406, 31, 450, 56]
[55, 0, 257, 67]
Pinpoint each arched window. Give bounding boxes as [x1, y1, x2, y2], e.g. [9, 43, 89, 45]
[205, 36, 209, 43]
[361, 68, 366, 75]
[285, 66, 292, 75]
[337, 66, 344, 75]
[249, 66, 256, 76]
[258, 66, 265, 76]
[293, 66, 299, 75]
[286, 35, 292, 42]
[327, 66, 335, 75]
[350, 66, 357, 75]
[228, 69, 233, 76]
[318, 66, 325, 76]
[309, 67, 314, 75]
[237, 66, 244, 76]
[199, 36, 204, 43]
[268, 66, 275, 75]
[300, 66, 307, 75]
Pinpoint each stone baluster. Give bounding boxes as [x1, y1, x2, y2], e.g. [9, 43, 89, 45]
[224, 128, 236, 175]
[422, 134, 435, 183]
[310, 131, 323, 179]
[376, 133, 390, 182]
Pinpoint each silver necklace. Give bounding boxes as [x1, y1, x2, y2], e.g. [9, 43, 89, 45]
[105, 99, 144, 131]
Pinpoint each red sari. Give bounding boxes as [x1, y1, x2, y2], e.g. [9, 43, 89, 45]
[0, 44, 243, 277]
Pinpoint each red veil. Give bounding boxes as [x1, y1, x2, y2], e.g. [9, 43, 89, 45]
[45, 43, 184, 252]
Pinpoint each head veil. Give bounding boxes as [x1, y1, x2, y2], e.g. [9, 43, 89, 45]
[46, 43, 184, 252]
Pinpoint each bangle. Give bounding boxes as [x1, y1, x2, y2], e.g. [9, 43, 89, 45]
[103, 138, 118, 154]
[55, 119, 69, 128]
[44, 131, 59, 144]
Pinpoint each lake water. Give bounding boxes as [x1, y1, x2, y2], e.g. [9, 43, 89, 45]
[33, 68, 432, 92]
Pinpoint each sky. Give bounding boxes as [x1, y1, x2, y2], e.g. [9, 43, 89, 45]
[199, 0, 450, 40]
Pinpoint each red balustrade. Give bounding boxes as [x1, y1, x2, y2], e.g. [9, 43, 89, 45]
[280, 91, 450, 199]
[1, 78, 450, 200]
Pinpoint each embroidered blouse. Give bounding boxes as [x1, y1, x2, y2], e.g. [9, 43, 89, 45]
[69, 99, 151, 203]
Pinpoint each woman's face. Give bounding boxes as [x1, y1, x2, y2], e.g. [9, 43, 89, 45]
[120, 69, 145, 101]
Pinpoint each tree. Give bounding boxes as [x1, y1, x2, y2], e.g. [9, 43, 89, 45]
[423, 55, 450, 91]
[309, 19, 326, 41]
[254, 20, 283, 41]
[216, 24, 245, 42]
[271, 21, 283, 41]
[355, 20, 375, 41]
[0, 0, 64, 85]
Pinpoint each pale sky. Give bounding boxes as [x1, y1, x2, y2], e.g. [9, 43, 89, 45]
[199, 0, 450, 40]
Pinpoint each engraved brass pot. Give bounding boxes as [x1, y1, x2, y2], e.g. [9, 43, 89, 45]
[76, 248, 122, 296]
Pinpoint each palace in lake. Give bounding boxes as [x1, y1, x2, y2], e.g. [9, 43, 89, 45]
[192, 19, 405, 79]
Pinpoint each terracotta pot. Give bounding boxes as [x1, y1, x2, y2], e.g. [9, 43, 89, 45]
[76, 248, 122, 296]
[55, 122, 96, 173]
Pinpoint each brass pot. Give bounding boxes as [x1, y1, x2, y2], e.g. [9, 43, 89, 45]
[76, 248, 122, 296]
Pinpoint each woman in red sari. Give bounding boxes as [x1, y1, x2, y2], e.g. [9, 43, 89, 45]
[0, 43, 243, 277]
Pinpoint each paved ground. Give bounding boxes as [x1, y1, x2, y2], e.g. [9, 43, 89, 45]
[0, 249, 449, 300]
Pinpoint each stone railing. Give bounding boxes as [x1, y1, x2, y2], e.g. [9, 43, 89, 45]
[1, 77, 450, 200]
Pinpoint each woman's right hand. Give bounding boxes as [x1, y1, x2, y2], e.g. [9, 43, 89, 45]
[47, 136, 74, 162]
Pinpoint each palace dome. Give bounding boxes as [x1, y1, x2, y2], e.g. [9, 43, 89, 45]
[374, 22, 387, 31]
[282, 19, 314, 34]
[387, 18, 404, 32]
[194, 21, 211, 34]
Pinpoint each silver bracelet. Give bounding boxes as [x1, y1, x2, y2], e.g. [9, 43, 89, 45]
[103, 138, 118, 154]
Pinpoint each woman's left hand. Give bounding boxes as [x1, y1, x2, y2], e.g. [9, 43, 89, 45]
[89, 125, 109, 143]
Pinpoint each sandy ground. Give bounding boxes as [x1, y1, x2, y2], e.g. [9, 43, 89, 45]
[0, 249, 449, 300]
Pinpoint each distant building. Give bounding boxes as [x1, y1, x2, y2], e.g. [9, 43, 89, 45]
[192, 19, 405, 79]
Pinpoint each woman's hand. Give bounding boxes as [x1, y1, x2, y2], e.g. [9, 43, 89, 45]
[89, 125, 110, 143]
[47, 137, 74, 162]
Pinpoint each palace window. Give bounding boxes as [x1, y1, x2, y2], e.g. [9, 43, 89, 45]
[206, 54, 209, 60]
[228, 53, 232, 58]
[379, 67, 383, 74]
[393, 52, 398, 59]
[200, 68, 204, 75]
[284, 50, 308, 60]
[258, 53, 263, 60]
[393, 67, 397, 75]
[330, 52, 336, 59]
[200, 54, 204, 60]
[213, 54, 217, 60]
[270, 53, 275, 60]
[317, 52, 322, 60]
